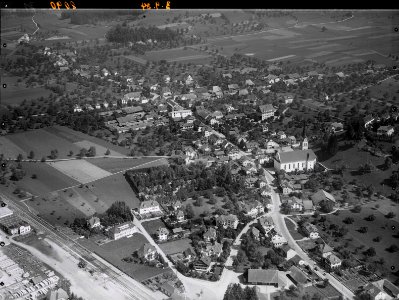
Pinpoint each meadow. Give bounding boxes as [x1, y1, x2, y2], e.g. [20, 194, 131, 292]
[320, 207, 399, 282]
[87, 157, 169, 174]
[79, 233, 171, 282]
[1, 75, 54, 107]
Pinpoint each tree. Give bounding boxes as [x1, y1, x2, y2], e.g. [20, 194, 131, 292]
[16, 153, 23, 162]
[105, 149, 111, 155]
[319, 200, 334, 213]
[364, 247, 376, 257]
[385, 157, 393, 170]
[194, 197, 204, 207]
[327, 134, 339, 156]
[185, 204, 194, 219]
[49, 149, 58, 159]
[87, 146, 96, 157]
[386, 211, 396, 218]
[78, 258, 87, 269]
[28, 150, 35, 159]
[69, 150, 74, 157]
[387, 244, 399, 252]
[41, 156, 46, 162]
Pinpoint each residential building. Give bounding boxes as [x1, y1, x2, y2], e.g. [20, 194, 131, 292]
[274, 149, 317, 173]
[0, 214, 31, 235]
[247, 269, 281, 287]
[288, 266, 310, 287]
[302, 222, 320, 239]
[156, 227, 169, 241]
[241, 201, 264, 218]
[311, 189, 336, 206]
[271, 234, 287, 248]
[87, 216, 101, 229]
[204, 242, 223, 257]
[251, 227, 260, 240]
[317, 243, 334, 258]
[203, 227, 217, 243]
[194, 255, 212, 272]
[169, 109, 192, 119]
[159, 283, 175, 297]
[176, 210, 185, 222]
[258, 104, 276, 120]
[216, 214, 239, 229]
[139, 200, 161, 215]
[361, 283, 390, 300]
[137, 243, 157, 261]
[324, 253, 342, 271]
[377, 126, 395, 137]
[373, 279, 399, 299]
[303, 199, 315, 213]
[108, 222, 136, 240]
[259, 216, 274, 234]
[48, 288, 69, 300]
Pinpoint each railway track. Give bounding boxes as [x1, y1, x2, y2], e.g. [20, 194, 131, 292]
[0, 192, 157, 300]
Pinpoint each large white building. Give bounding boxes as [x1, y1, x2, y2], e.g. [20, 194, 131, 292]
[169, 109, 192, 119]
[139, 200, 161, 215]
[274, 146, 317, 173]
[258, 104, 276, 120]
[109, 222, 136, 240]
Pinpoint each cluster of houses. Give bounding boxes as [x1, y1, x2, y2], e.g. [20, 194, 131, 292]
[42, 47, 76, 72]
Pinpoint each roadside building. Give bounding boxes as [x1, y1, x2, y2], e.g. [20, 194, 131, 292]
[108, 222, 136, 240]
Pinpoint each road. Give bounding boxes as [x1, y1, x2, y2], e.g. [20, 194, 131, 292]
[0, 191, 158, 300]
[268, 186, 355, 300]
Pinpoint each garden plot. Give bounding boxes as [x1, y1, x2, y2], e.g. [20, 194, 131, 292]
[47, 160, 112, 184]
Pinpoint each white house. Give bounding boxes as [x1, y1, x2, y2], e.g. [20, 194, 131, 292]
[139, 200, 161, 215]
[156, 227, 169, 241]
[271, 234, 287, 248]
[258, 104, 276, 120]
[109, 222, 136, 240]
[169, 109, 192, 119]
[216, 214, 238, 229]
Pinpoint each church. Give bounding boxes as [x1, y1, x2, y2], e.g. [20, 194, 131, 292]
[274, 137, 317, 173]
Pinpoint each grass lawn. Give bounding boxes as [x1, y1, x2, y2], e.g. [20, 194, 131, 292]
[79, 233, 170, 282]
[315, 207, 399, 282]
[284, 217, 306, 240]
[87, 157, 168, 174]
[0, 136, 27, 159]
[183, 195, 227, 218]
[6, 129, 82, 160]
[16, 161, 79, 196]
[25, 192, 87, 226]
[82, 172, 140, 209]
[158, 238, 193, 255]
[44, 125, 131, 156]
[142, 219, 167, 237]
[318, 141, 393, 196]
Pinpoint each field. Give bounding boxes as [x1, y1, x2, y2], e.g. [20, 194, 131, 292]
[198, 12, 398, 66]
[5, 129, 83, 159]
[22, 171, 140, 225]
[16, 161, 79, 196]
[87, 157, 169, 173]
[318, 142, 393, 196]
[79, 233, 170, 282]
[158, 238, 194, 255]
[0, 76, 54, 107]
[47, 160, 112, 184]
[45, 126, 131, 156]
[318, 207, 399, 281]
[0, 136, 27, 159]
[74, 140, 125, 157]
[367, 77, 399, 103]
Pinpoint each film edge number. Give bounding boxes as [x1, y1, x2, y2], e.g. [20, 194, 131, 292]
[50, 1, 76, 9]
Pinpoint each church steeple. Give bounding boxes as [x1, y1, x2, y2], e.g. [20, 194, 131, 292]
[301, 120, 308, 150]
